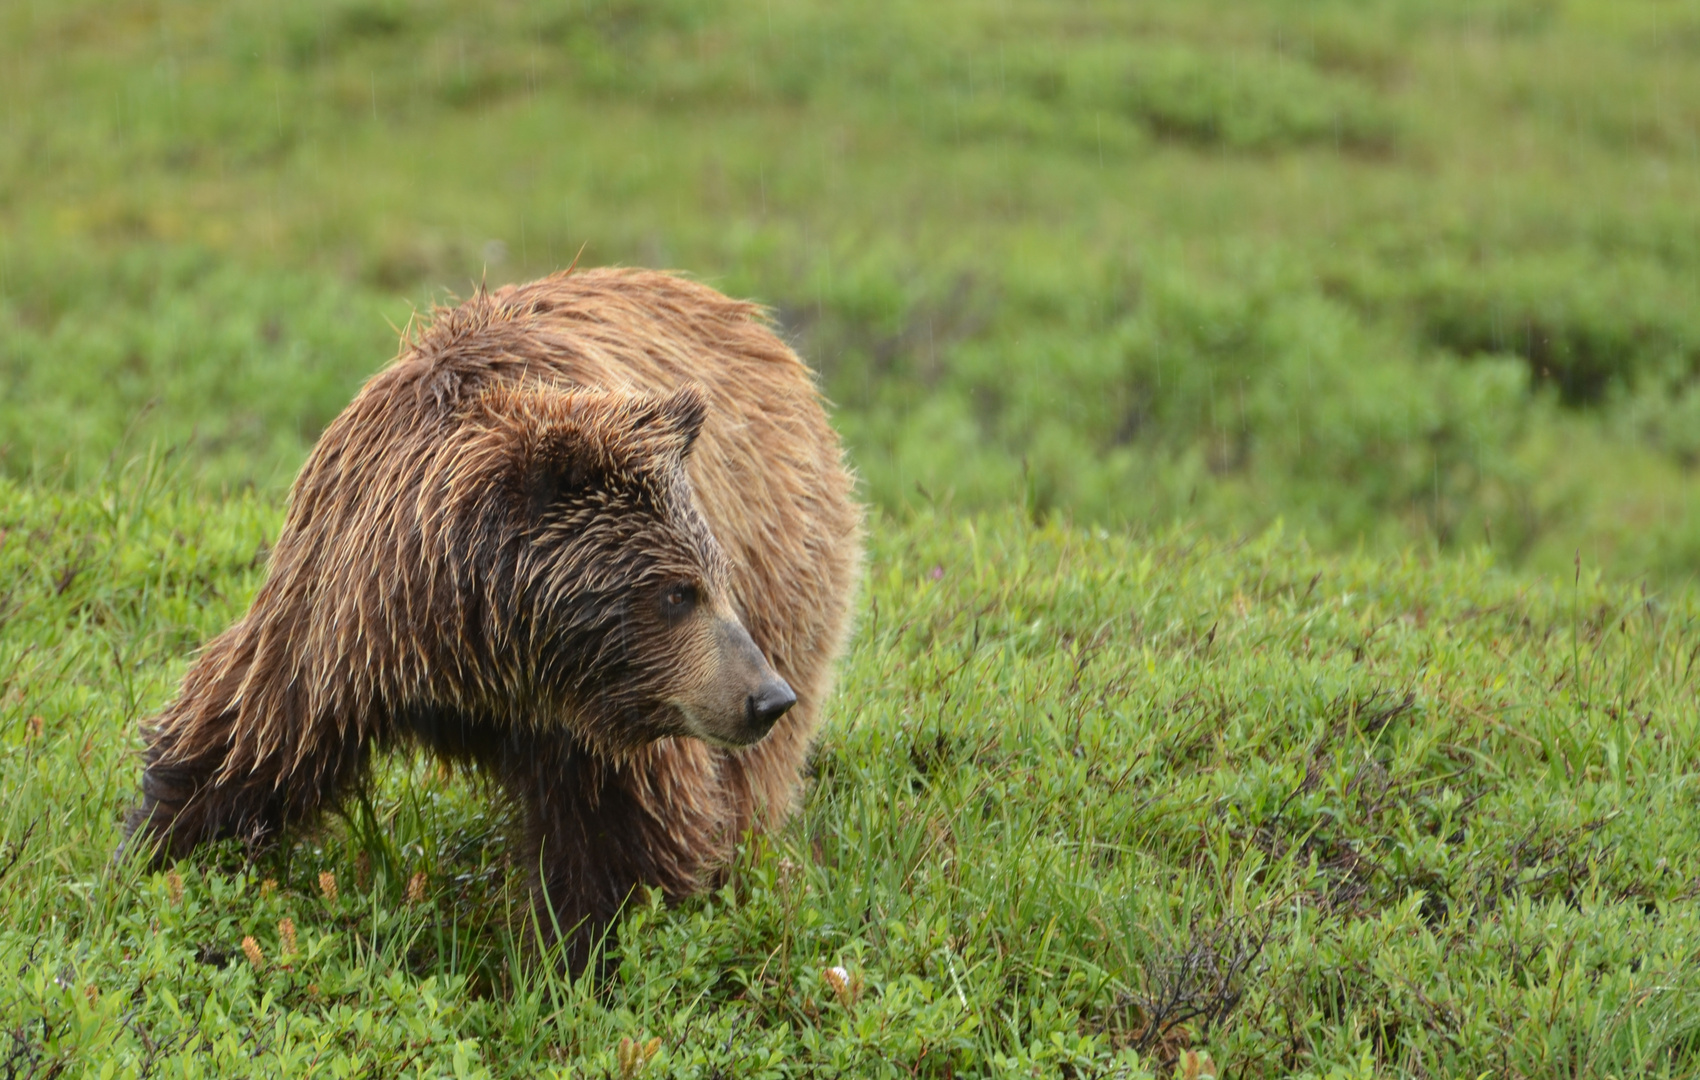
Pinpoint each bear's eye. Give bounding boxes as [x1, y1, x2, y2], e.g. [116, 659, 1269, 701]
[660, 582, 699, 620]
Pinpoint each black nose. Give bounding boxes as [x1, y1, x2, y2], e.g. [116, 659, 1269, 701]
[746, 678, 797, 730]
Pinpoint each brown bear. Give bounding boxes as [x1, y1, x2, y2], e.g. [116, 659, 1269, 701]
[126, 268, 863, 967]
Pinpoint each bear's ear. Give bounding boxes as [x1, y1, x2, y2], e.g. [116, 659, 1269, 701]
[469, 384, 707, 514]
[626, 385, 707, 463]
[473, 386, 626, 508]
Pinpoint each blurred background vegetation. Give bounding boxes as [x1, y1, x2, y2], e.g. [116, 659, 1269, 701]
[3, 0, 1699, 579]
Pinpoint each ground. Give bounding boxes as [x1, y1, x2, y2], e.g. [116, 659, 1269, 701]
[3, 473, 1698, 1076]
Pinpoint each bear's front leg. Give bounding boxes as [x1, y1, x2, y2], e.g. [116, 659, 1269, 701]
[127, 711, 291, 862]
[502, 732, 731, 973]
[126, 669, 374, 866]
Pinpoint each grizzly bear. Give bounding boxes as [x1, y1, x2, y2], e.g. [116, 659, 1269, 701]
[126, 268, 863, 966]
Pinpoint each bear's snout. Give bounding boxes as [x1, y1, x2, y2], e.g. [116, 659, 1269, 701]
[670, 614, 798, 748]
[746, 677, 797, 733]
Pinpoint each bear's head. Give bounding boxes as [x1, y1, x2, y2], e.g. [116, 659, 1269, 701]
[436, 381, 795, 755]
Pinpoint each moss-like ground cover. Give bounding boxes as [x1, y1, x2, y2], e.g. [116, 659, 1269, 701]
[4, 469, 1699, 1075]
[5, 0, 1700, 577]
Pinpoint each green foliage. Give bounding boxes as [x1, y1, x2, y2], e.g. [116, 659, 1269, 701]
[5, 477, 1700, 1074]
[1344, 251, 1700, 405]
[1117, 44, 1399, 153]
[0, 248, 398, 487]
[5, 0, 1700, 579]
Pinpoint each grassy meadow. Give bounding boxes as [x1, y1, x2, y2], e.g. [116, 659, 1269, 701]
[4, 0, 1700, 1075]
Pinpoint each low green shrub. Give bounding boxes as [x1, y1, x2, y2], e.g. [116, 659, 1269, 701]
[1118, 44, 1400, 153]
[0, 248, 398, 487]
[4, 478, 1700, 1075]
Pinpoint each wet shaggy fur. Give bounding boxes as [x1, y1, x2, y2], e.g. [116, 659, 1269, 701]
[126, 268, 863, 965]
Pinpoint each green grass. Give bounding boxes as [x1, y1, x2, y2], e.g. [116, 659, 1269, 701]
[7, 0, 1700, 1074]
[5, 0, 1700, 577]
[5, 468, 1700, 1076]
